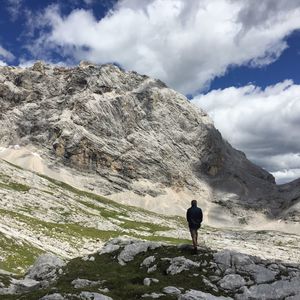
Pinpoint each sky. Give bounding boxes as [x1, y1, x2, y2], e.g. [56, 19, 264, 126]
[1, 0, 300, 184]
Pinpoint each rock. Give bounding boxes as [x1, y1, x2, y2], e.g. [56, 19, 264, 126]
[11, 278, 41, 293]
[202, 261, 208, 267]
[218, 274, 246, 290]
[99, 243, 120, 255]
[165, 256, 200, 275]
[209, 276, 221, 282]
[143, 277, 159, 286]
[147, 264, 157, 273]
[118, 241, 161, 265]
[26, 254, 65, 282]
[224, 268, 235, 275]
[40, 293, 65, 300]
[98, 288, 110, 293]
[179, 289, 233, 299]
[163, 286, 181, 295]
[213, 250, 231, 271]
[143, 278, 151, 286]
[71, 278, 102, 289]
[285, 295, 300, 300]
[242, 264, 277, 284]
[237, 277, 300, 300]
[231, 253, 254, 268]
[141, 256, 156, 267]
[142, 292, 165, 298]
[202, 278, 218, 291]
[79, 291, 113, 300]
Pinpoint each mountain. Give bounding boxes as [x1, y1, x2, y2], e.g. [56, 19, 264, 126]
[0, 62, 300, 299]
[0, 61, 299, 232]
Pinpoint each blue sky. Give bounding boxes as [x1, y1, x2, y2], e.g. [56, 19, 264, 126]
[209, 31, 300, 91]
[1, 0, 300, 183]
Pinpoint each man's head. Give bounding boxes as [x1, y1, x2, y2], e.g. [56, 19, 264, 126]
[191, 200, 197, 207]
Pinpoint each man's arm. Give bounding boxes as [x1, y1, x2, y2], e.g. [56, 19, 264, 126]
[186, 209, 191, 224]
[199, 208, 203, 224]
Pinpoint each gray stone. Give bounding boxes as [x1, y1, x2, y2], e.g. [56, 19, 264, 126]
[40, 293, 65, 300]
[118, 241, 161, 265]
[11, 278, 41, 293]
[142, 292, 164, 298]
[147, 264, 157, 273]
[243, 264, 277, 284]
[79, 291, 113, 300]
[238, 277, 300, 300]
[143, 278, 151, 286]
[99, 244, 120, 255]
[26, 254, 65, 281]
[163, 286, 181, 295]
[213, 250, 232, 271]
[224, 268, 235, 275]
[71, 278, 102, 289]
[141, 256, 156, 267]
[166, 256, 200, 275]
[231, 253, 254, 268]
[285, 295, 300, 300]
[203, 278, 218, 291]
[209, 276, 221, 282]
[179, 289, 233, 299]
[218, 274, 246, 290]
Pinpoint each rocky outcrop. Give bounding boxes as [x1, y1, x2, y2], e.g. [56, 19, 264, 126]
[1, 238, 300, 299]
[0, 62, 300, 224]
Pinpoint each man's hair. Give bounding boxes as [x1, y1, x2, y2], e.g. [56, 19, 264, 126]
[191, 200, 197, 206]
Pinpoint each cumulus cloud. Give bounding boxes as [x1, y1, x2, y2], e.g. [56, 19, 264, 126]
[191, 80, 300, 183]
[28, 0, 300, 94]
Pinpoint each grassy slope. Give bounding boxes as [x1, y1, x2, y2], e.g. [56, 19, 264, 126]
[0, 161, 190, 275]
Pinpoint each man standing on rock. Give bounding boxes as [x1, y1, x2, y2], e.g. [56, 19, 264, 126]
[187, 200, 203, 252]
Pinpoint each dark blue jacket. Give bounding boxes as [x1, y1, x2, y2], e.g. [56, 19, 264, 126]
[186, 206, 203, 229]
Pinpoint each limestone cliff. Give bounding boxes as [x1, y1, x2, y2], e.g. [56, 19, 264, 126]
[0, 61, 299, 227]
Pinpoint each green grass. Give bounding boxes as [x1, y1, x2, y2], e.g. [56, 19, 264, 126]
[0, 181, 30, 192]
[0, 232, 43, 274]
[4, 243, 232, 300]
[39, 173, 184, 224]
[0, 208, 121, 242]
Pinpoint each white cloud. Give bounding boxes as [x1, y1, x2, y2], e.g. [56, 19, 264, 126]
[18, 58, 68, 68]
[191, 80, 300, 183]
[271, 168, 300, 184]
[0, 45, 14, 62]
[6, 0, 23, 21]
[0, 60, 7, 66]
[29, 0, 300, 94]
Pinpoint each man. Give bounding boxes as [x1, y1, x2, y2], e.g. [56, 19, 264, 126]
[186, 200, 203, 252]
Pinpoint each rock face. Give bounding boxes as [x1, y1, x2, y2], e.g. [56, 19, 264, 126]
[0, 62, 299, 225]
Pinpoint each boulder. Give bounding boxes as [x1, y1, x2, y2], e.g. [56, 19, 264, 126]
[165, 256, 200, 275]
[26, 254, 65, 282]
[179, 289, 233, 300]
[163, 286, 181, 295]
[79, 291, 113, 300]
[218, 274, 246, 290]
